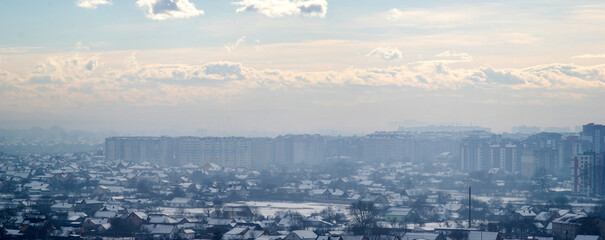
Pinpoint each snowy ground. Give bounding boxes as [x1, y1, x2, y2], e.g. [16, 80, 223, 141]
[228, 201, 350, 217]
[158, 201, 350, 218]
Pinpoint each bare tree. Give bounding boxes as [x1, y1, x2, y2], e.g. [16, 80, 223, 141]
[212, 198, 224, 218]
[349, 201, 378, 235]
[532, 167, 552, 193]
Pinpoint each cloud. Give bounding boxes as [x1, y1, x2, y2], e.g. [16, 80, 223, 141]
[125, 53, 139, 69]
[0, 47, 44, 54]
[435, 51, 472, 61]
[136, 0, 204, 20]
[232, 0, 328, 18]
[385, 8, 471, 27]
[76, 0, 111, 9]
[433, 50, 473, 63]
[410, 51, 473, 65]
[572, 4, 605, 23]
[501, 33, 540, 44]
[74, 42, 90, 51]
[2, 54, 605, 111]
[127, 62, 248, 82]
[225, 36, 246, 53]
[571, 54, 605, 59]
[367, 47, 402, 61]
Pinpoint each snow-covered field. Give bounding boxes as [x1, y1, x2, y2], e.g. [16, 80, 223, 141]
[158, 201, 350, 217]
[228, 201, 350, 217]
[157, 207, 210, 216]
[473, 196, 527, 204]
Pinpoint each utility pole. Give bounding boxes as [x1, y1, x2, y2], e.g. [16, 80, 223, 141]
[468, 186, 472, 229]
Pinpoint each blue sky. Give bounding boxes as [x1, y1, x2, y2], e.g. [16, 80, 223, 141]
[1, 0, 604, 135]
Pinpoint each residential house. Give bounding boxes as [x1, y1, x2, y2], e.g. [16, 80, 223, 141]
[535, 211, 561, 231]
[341, 236, 369, 240]
[223, 206, 253, 218]
[361, 195, 389, 205]
[126, 211, 148, 229]
[284, 230, 318, 240]
[385, 207, 419, 222]
[574, 235, 602, 240]
[140, 224, 178, 239]
[168, 197, 195, 208]
[227, 185, 249, 199]
[50, 202, 73, 213]
[510, 206, 537, 221]
[81, 218, 109, 235]
[552, 214, 605, 240]
[400, 232, 445, 240]
[324, 188, 347, 200]
[466, 231, 502, 240]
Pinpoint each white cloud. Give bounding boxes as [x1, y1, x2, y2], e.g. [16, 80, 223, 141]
[367, 47, 402, 61]
[225, 36, 246, 53]
[136, 0, 204, 20]
[434, 50, 473, 62]
[501, 32, 540, 44]
[385, 8, 471, 27]
[410, 51, 473, 65]
[2, 53, 605, 111]
[571, 54, 605, 59]
[0, 47, 44, 54]
[232, 0, 328, 18]
[74, 42, 90, 51]
[125, 53, 139, 69]
[573, 4, 605, 23]
[131, 62, 248, 82]
[76, 0, 111, 9]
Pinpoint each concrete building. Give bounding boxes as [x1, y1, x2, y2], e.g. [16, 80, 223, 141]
[571, 153, 605, 196]
[490, 143, 519, 172]
[273, 134, 324, 165]
[582, 123, 605, 153]
[460, 136, 491, 172]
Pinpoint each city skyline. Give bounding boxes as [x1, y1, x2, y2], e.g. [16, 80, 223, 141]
[1, 0, 605, 135]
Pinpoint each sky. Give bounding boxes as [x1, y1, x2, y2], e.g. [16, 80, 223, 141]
[0, 0, 604, 136]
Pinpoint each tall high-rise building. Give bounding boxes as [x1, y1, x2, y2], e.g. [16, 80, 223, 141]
[105, 136, 252, 168]
[362, 132, 414, 162]
[490, 143, 519, 172]
[521, 132, 563, 176]
[460, 136, 491, 172]
[571, 153, 605, 196]
[581, 123, 605, 153]
[105, 137, 165, 164]
[251, 138, 274, 168]
[559, 136, 583, 176]
[273, 134, 325, 165]
[175, 137, 203, 165]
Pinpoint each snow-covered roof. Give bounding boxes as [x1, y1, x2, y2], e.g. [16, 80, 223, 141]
[386, 207, 413, 216]
[169, 197, 192, 204]
[552, 213, 587, 225]
[224, 227, 248, 235]
[401, 232, 440, 240]
[292, 230, 318, 240]
[132, 211, 148, 220]
[141, 224, 176, 234]
[535, 211, 555, 221]
[86, 218, 109, 225]
[467, 231, 498, 240]
[515, 209, 536, 217]
[575, 236, 601, 240]
[149, 215, 178, 224]
[51, 203, 73, 209]
[93, 211, 117, 218]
